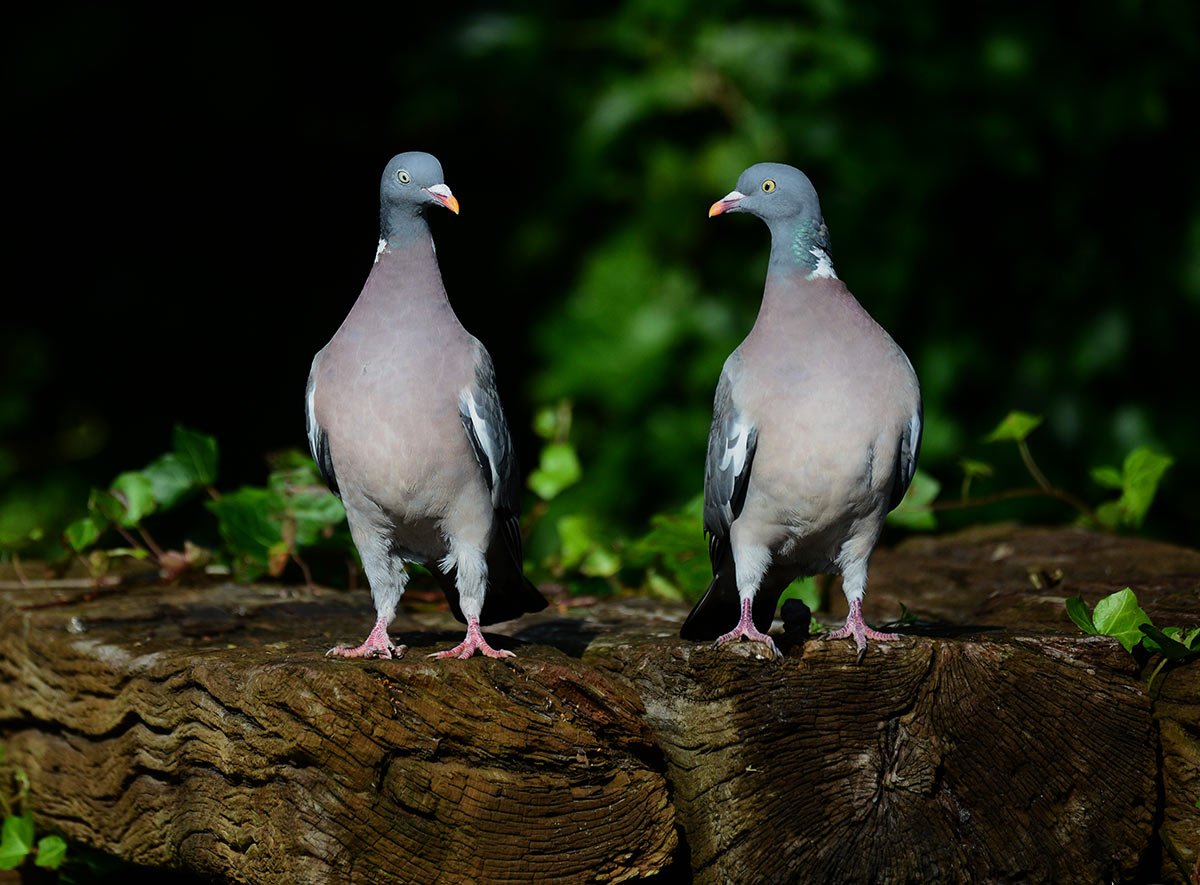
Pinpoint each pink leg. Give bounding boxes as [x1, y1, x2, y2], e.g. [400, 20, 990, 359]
[714, 598, 780, 659]
[428, 616, 515, 660]
[823, 598, 899, 661]
[327, 616, 405, 660]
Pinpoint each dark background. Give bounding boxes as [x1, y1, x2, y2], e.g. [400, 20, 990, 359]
[4, 2, 1199, 556]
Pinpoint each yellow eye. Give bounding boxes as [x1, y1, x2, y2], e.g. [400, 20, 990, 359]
[396, 170, 411, 184]
[761, 179, 776, 193]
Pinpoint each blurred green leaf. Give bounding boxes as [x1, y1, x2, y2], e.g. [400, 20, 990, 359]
[1091, 587, 1151, 652]
[173, 426, 218, 487]
[984, 411, 1044, 443]
[778, 576, 821, 611]
[63, 516, 103, 552]
[1089, 465, 1124, 490]
[528, 442, 582, 501]
[34, 835, 66, 869]
[886, 469, 940, 530]
[554, 514, 619, 577]
[288, 490, 346, 548]
[142, 453, 200, 510]
[0, 813, 34, 870]
[206, 488, 284, 581]
[1140, 624, 1200, 660]
[110, 472, 156, 527]
[1093, 447, 1173, 530]
[1064, 595, 1098, 635]
[626, 496, 711, 599]
[958, 458, 994, 479]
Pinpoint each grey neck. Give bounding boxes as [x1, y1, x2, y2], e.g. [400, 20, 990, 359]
[766, 216, 836, 281]
[380, 206, 432, 250]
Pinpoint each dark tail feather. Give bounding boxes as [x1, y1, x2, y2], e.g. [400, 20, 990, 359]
[680, 561, 792, 640]
[680, 564, 740, 639]
[433, 533, 547, 627]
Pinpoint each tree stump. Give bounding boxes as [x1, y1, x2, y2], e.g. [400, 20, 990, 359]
[1, 525, 1197, 884]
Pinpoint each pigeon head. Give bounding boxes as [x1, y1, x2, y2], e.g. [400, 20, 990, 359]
[378, 152, 458, 247]
[709, 163, 821, 223]
[709, 163, 836, 279]
[381, 152, 459, 217]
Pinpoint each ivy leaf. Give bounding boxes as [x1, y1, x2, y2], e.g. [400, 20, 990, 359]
[1089, 465, 1123, 490]
[1064, 595, 1098, 635]
[984, 411, 1043, 443]
[110, 472, 157, 527]
[1140, 624, 1200, 660]
[206, 487, 284, 580]
[1185, 627, 1200, 649]
[528, 442, 582, 501]
[288, 490, 346, 548]
[886, 468, 940, 530]
[1093, 447, 1174, 530]
[63, 516, 104, 552]
[34, 835, 67, 869]
[1118, 447, 1173, 528]
[0, 813, 35, 870]
[141, 453, 200, 510]
[958, 458, 994, 479]
[173, 426, 218, 487]
[1091, 588, 1151, 652]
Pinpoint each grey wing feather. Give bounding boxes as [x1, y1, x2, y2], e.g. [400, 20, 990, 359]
[305, 360, 339, 498]
[703, 367, 757, 570]
[888, 399, 923, 512]
[459, 344, 522, 524]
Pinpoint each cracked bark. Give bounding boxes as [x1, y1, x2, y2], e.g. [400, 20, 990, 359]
[1, 525, 1197, 884]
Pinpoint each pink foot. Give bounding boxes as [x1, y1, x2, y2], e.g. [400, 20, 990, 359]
[714, 598, 780, 660]
[327, 617, 406, 660]
[823, 599, 899, 661]
[428, 617, 515, 660]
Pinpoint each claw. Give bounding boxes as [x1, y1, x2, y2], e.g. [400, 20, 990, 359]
[326, 617, 404, 660]
[713, 598, 780, 660]
[824, 599, 900, 662]
[429, 616, 515, 660]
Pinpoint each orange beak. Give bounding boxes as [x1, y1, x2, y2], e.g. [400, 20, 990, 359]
[708, 189, 746, 217]
[425, 184, 460, 215]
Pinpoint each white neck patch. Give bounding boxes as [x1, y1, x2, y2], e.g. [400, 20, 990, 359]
[374, 238, 388, 264]
[807, 247, 838, 280]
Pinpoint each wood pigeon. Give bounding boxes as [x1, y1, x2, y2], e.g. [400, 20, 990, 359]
[306, 152, 546, 660]
[680, 163, 922, 660]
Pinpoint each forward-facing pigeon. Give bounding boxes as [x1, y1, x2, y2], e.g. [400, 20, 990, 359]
[306, 152, 546, 660]
[680, 163, 922, 660]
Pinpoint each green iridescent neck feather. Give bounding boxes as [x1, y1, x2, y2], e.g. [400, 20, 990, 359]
[788, 218, 836, 278]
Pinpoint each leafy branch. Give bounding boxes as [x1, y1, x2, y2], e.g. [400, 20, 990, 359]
[889, 410, 1172, 533]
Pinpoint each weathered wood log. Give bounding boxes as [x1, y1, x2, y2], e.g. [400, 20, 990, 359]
[1, 525, 1197, 884]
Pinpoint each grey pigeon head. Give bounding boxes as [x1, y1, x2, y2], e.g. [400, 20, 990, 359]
[379, 152, 458, 242]
[710, 162, 834, 276]
[709, 162, 822, 225]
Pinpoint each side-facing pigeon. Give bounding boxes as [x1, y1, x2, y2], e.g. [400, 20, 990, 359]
[680, 163, 922, 660]
[306, 151, 546, 660]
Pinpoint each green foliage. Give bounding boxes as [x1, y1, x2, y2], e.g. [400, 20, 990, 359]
[0, 745, 66, 872]
[0, 813, 34, 870]
[58, 424, 219, 561]
[984, 411, 1044, 443]
[528, 443, 582, 501]
[1065, 587, 1198, 659]
[886, 469, 940, 531]
[35, 834, 67, 869]
[1092, 447, 1174, 530]
[625, 496, 710, 600]
[207, 450, 346, 581]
